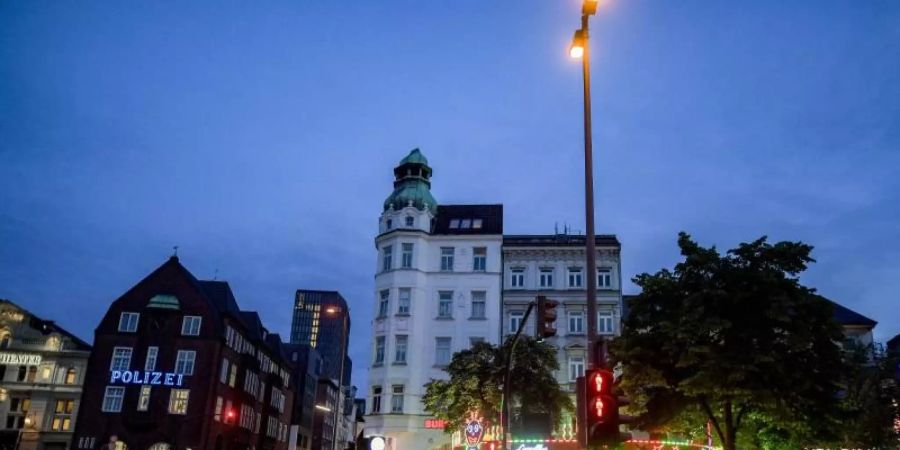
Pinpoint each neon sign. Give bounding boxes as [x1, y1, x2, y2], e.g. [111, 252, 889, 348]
[0, 353, 41, 366]
[424, 419, 447, 429]
[109, 370, 184, 387]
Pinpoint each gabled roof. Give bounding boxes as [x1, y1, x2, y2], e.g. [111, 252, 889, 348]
[817, 296, 877, 328]
[433, 204, 503, 235]
[0, 299, 92, 351]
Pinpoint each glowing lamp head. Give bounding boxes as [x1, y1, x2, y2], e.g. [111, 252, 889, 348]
[583, 0, 600, 15]
[569, 29, 586, 59]
[592, 396, 605, 418]
[369, 436, 386, 450]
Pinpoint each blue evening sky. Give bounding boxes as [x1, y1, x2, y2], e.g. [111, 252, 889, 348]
[2, 1, 898, 387]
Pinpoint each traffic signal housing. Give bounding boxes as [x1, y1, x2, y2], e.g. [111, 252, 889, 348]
[535, 295, 559, 340]
[577, 368, 620, 447]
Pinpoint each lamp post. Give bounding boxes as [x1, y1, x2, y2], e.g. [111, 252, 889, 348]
[570, 0, 602, 370]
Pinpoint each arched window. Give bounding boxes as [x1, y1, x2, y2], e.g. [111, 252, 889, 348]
[65, 368, 77, 384]
[0, 334, 10, 349]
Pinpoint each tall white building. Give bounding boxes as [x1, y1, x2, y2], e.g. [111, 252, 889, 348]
[501, 234, 623, 438]
[365, 149, 503, 450]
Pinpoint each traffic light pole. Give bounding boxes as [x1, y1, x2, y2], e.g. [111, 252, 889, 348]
[501, 301, 535, 450]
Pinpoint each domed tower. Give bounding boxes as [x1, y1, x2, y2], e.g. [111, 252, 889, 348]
[379, 148, 437, 234]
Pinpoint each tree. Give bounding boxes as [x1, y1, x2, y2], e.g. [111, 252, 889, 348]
[611, 233, 846, 450]
[422, 337, 573, 433]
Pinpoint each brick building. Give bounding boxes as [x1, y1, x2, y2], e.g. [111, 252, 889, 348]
[72, 256, 294, 450]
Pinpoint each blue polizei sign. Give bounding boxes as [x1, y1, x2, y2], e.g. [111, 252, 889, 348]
[109, 370, 185, 387]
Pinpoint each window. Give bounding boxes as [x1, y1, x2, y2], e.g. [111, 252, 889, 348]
[597, 268, 612, 288]
[168, 389, 190, 415]
[440, 247, 454, 271]
[470, 337, 485, 346]
[386, 219, 392, 230]
[470, 291, 486, 319]
[378, 290, 390, 318]
[394, 335, 408, 364]
[598, 312, 614, 335]
[214, 396, 223, 421]
[110, 347, 132, 371]
[568, 311, 584, 334]
[509, 312, 524, 333]
[397, 288, 411, 315]
[568, 356, 585, 382]
[435, 338, 451, 366]
[65, 367, 77, 384]
[229, 362, 238, 387]
[460, 219, 472, 229]
[438, 291, 453, 318]
[16, 366, 25, 381]
[118, 312, 139, 332]
[371, 386, 382, 414]
[472, 218, 483, 229]
[473, 247, 487, 271]
[510, 268, 525, 288]
[382, 245, 393, 271]
[401, 243, 414, 268]
[181, 316, 202, 336]
[26, 366, 36, 383]
[391, 385, 404, 413]
[539, 268, 554, 288]
[219, 357, 229, 384]
[102, 386, 125, 412]
[374, 336, 385, 366]
[449, 219, 460, 229]
[567, 267, 583, 288]
[6, 398, 29, 429]
[174, 350, 196, 375]
[137, 386, 151, 411]
[52, 400, 75, 431]
[405, 216, 414, 227]
[145, 346, 159, 372]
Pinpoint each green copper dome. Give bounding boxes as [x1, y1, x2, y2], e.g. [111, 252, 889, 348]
[383, 148, 438, 214]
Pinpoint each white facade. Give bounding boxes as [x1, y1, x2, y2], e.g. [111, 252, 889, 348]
[501, 235, 623, 439]
[366, 205, 503, 450]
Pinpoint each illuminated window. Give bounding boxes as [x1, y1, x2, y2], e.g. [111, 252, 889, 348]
[401, 243, 414, 268]
[568, 356, 585, 382]
[110, 347, 132, 371]
[510, 268, 525, 288]
[65, 367, 77, 384]
[102, 387, 125, 412]
[181, 316, 202, 336]
[219, 358, 229, 384]
[174, 350, 196, 375]
[440, 247, 454, 271]
[567, 267, 583, 288]
[214, 396, 223, 421]
[229, 363, 238, 387]
[438, 291, 453, 318]
[118, 312, 139, 332]
[397, 288, 411, 315]
[167, 389, 190, 415]
[448, 219, 460, 229]
[539, 268, 554, 288]
[460, 219, 471, 229]
[470, 291, 486, 319]
[137, 386, 151, 411]
[597, 268, 612, 288]
[6, 397, 30, 428]
[473, 247, 487, 271]
[145, 346, 159, 371]
[472, 219, 483, 229]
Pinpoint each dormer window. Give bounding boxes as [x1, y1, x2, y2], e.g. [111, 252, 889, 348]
[473, 219, 483, 229]
[405, 216, 414, 227]
[460, 219, 471, 229]
[449, 219, 460, 229]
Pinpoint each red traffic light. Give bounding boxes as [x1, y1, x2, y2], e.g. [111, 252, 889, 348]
[577, 369, 621, 447]
[588, 369, 614, 394]
[225, 408, 236, 421]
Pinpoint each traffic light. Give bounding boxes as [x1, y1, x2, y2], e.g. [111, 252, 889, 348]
[534, 295, 559, 340]
[577, 368, 620, 447]
[225, 408, 236, 424]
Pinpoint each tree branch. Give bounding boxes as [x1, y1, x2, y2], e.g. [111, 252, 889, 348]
[699, 397, 726, 444]
[735, 403, 749, 430]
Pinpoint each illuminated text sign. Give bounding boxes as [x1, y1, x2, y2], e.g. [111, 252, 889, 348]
[110, 370, 184, 387]
[0, 353, 41, 365]
[424, 419, 447, 429]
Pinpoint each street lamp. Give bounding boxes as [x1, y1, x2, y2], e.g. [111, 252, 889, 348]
[570, 0, 602, 370]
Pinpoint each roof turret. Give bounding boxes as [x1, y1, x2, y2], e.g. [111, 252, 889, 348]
[383, 148, 438, 214]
